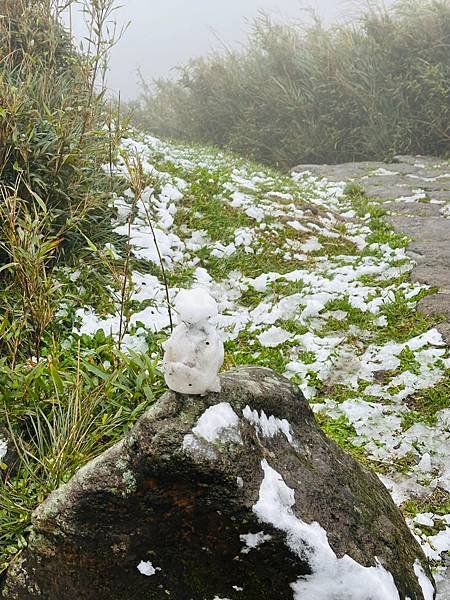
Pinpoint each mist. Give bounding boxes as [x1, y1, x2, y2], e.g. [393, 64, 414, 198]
[67, 0, 396, 99]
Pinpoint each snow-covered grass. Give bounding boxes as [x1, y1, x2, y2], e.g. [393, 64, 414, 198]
[1, 132, 449, 586]
[71, 133, 450, 579]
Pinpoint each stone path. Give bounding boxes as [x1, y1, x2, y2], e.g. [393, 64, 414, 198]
[293, 155, 450, 344]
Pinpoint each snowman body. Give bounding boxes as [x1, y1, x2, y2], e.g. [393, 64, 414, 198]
[163, 289, 224, 395]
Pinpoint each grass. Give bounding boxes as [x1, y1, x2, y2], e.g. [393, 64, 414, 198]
[402, 489, 450, 518]
[0, 340, 165, 572]
[398, 346, 422, 376]
[128, 0, 450, 168]
[176, 198, 253, 243]
[404, 373, 450, 425]
[314, 413, 370, 465]
[375, 293, 443, 344]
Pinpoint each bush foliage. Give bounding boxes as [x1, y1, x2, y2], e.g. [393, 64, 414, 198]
[0, 0, 117, 252]
[0, 0, 122, 362]
[131, 0, 450, 168]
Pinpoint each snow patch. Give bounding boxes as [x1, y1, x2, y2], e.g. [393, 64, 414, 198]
[240, 531, 272, 554]
[0, 437, 7, 460]
[253, 460, 400, 600]
[257, 326, 293, 348]
[243, 406, 295, 446]
[137, 560, 160, 576]
[191, 403, 242, 444]
[413, 560, 435, 600]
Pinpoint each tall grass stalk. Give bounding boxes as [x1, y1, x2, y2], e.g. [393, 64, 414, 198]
[123, 151, 174, 333]
[0, 187, 62, 365]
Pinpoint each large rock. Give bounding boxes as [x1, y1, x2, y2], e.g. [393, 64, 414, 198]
[1, 367, 433, 600]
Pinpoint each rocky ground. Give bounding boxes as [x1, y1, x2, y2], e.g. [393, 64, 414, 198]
[293, 156, 450, 344]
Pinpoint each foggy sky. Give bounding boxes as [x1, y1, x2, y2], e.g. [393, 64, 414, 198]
[68, 0, 395, 100]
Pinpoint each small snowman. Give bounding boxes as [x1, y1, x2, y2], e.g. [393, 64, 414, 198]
[162, 288, 224, 395]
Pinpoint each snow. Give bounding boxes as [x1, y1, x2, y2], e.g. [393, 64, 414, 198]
[257, 326, 293, 348]
[0, 437, 7, 460]
[414, 513, 435, 527]
[182, 434, 218, 460]
[242, 406, 295, 446]
[253, 460, 400, 600]
[137, 560, 160, 576]
[413, 560, 435, 600]
[191, 403, 242, 444]
[163, 288, 224, 394]
[239, 531, 272, 554]
[174, 288, 218, 324]
[427, 528, 450, 559]
[394, 189, 428, 203]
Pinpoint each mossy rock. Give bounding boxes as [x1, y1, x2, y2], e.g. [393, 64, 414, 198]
[1, 367, 433, 599]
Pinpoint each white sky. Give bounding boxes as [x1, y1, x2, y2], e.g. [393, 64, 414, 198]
[67, 0, 395, 99]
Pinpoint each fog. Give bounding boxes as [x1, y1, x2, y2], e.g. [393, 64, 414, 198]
[67, 0, 395, 99]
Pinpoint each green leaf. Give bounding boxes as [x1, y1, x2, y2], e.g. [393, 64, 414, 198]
[81, 362, 109, 381]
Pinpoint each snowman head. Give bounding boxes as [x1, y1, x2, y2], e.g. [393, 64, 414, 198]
[174, 288, 218, 325]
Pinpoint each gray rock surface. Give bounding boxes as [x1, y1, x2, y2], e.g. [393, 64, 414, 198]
[1, 367, 431, 600]
[294, 155, 450, 343]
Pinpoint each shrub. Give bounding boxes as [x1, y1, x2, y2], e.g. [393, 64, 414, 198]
[0, 2, 167, 575]
[132, 0, 450, 168]
[0, 0, 119, 255]
[0, 0, 123, 360]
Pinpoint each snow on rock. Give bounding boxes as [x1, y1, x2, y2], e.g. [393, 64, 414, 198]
[137, 560, 160, 576]
[242, 406, 295, 446]
[190, 402, 242, 444]
[254, 460, 401, 600]
[182, 434, 218, 460]
[240, 531, 272, 554]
